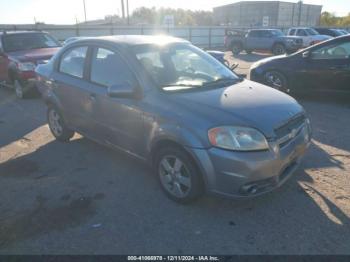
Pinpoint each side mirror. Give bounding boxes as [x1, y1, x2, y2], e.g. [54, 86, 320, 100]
[302, 51, 311, 59]
[107, 82, 138, 99]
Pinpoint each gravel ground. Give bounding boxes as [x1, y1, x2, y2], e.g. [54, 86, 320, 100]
[0, 52, 349, 254]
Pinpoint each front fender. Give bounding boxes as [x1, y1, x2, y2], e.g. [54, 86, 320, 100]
[146, 121, 209, 155]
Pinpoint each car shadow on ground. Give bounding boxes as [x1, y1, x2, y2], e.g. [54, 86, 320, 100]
[0, 88, 45, 148]
[0, 134, 349, 253]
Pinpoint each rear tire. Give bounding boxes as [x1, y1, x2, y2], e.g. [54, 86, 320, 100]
[154, 146, 204, 204]
[272, 43, 286, 55]
[47, 106, 74, 142]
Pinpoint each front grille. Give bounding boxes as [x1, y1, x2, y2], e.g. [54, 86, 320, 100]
[275, 114, 306, 146]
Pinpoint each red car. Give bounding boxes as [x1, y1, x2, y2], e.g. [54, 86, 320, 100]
[0, 30, 61, 98]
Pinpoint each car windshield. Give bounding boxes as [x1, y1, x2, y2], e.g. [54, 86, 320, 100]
[133, 43, 239, 91]
[2, 33, 61, 52]
[305, 28, 318, 35]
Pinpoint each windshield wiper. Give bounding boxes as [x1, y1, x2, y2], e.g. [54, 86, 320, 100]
[202, 77, 242, 87]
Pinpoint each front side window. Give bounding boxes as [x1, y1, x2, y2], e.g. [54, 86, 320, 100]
[249, 31, 261, 37]
[133, 43, 238, 91]
[90, 48, 135, 87]
[270, 30, 284, 37]
[59, 46, 87, 78]
[2, 33, 60, 52]
[312, 41, 350, 60]
[305, 28, 318, 35]
[296, 29, 307, 36]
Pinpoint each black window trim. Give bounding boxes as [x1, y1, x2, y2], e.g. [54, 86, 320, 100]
[57, 45, 90, 80]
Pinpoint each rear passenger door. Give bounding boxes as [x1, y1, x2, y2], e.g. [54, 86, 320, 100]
[86, 46, 145, 156]
[52, 45, 93, 133]
[296, 29, 309, 46]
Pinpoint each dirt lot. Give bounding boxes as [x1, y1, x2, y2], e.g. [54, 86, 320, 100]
[0, 52, 349, 254]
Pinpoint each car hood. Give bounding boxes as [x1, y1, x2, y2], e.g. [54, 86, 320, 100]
[251, 54, 288, 68]
[169, 80, 304, 138]
[8, 47, 60, 63]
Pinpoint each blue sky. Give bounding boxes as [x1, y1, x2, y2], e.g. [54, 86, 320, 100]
[0, 0, 348, 24]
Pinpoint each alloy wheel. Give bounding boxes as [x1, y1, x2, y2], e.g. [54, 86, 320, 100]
[265, 72, 284, 90]
[158, 155, 192, 198]
[48, 109, 63, 137]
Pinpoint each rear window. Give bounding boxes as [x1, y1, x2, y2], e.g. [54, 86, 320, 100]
[59, 46, 87, 78]
[2, 33, 60, 52]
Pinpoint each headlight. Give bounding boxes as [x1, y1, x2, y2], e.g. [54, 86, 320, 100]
[17, 62, 36, 71]
[208, 126, 269, 151]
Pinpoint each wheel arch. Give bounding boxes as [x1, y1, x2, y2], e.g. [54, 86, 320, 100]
[150, 138, 208, 190]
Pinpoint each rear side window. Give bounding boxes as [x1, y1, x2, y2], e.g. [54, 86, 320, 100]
[289, 29, 296, 35]
[59, 46, 88, 78]
[90, 47, 135, 87]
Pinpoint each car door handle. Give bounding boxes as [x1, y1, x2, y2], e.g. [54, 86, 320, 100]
[89, 93, 96, 102]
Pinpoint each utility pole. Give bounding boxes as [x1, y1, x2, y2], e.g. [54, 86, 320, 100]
[121, 0, 125, 19]
[126, 0, 130, 25]
[83, 0, 87, 22]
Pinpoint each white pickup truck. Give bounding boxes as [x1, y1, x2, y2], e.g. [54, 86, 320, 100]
[287, 27, 332, 47]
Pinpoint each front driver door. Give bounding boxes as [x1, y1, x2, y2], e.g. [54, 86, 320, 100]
[307, 40, 350, 92]
[86, 46, 145, 157]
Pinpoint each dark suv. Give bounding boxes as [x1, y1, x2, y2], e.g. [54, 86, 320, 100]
[0, 30, 61, 98]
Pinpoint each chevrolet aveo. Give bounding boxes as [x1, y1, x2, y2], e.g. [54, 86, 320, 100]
[35, 35, 311, 203]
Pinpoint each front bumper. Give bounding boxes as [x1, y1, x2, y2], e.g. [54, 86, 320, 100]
[190, 123, 311, 198]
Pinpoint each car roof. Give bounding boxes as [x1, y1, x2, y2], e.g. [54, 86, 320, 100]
[72, 35, 189, 47]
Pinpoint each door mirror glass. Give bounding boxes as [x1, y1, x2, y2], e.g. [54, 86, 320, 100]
[107, 82, 137, 98]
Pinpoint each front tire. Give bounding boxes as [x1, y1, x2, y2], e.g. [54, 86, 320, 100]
[47, 106, 74, 142]
[155, 147, 203, 203]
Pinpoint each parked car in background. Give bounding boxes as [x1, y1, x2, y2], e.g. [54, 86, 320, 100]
[63, 36, 90, 45]
[313, 28, 344, 37]
[0, 30, 61, 98]
[250, 35, 350, 94]
[337, 29, 349, 35]
[287, 27, 332, 47]
[225, 29, 303, 55]
[206, 50, 244, 78]
[36, 35, 311, 203]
